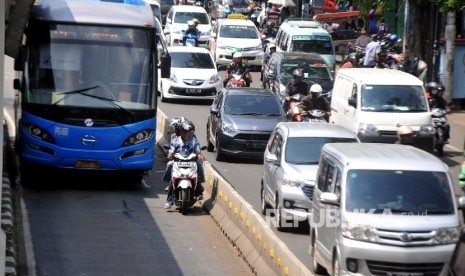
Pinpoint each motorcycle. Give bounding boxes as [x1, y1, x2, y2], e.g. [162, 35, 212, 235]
[286, 94, 305, 122]
[182, 31, 198, 47]
[306, 109, 328, 123]
[171, 152, 200, 215]
[431, 107, 448, 156]
[226, 69, 251, 88]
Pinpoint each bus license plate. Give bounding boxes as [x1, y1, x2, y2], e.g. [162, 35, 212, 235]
[75, 160, 101, 169]
[186, 88, 202, 94]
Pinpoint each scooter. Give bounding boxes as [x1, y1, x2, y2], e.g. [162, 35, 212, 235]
[182, 31, 199, 47]
[225, 69, 251, 88]
[431, 107, 448, 156]
[171, 152, 199, 215]
[306, 109, 328, 123]
[286, 94, 305, 122]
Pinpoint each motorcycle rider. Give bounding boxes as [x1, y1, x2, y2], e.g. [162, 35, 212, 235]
[300, 84, 331, 122]
[183, 20, 199, 46]
[426, 82, 451, 143]
[163, 120, 205, 209]
[260, 43, 276, 86]
[282, 69, 309, 112]
[224, 52, 252, 87]
[261, 21, 277, 39]
[340, 52, 360, 69]
[192, 18, 201, 36]
[395, 126, 416, 146]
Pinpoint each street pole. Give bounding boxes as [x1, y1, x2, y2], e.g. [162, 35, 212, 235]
[444, 11, 456, 103]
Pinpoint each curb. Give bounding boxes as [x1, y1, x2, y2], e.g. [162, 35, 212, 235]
[155, 109, 312, 276]
[2, 174, 16, 276]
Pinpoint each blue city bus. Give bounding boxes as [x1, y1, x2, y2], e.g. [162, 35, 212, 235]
[14, 0, 168, 183]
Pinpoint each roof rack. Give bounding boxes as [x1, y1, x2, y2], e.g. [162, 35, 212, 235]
[286, 19, 322, 28]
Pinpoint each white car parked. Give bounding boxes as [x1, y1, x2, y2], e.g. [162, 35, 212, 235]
[158, 46, 222, 102]
[163, 5, 212, 48]
[208, 18, 263, 67]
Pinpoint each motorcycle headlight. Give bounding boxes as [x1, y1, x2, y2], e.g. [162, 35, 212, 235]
[221, 121, 236, 134]
[419, 125, 434, 135]
[358, 123, 378, 134]
[433, 227, 460, 244]
[209, 74, 220, 84]
[342, 223, 377, 242]
[170, 73, 178, 83]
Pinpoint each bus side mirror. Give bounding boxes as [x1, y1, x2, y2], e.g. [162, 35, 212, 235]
[14, 46, 26, 71]
[160, 51, 171, 78]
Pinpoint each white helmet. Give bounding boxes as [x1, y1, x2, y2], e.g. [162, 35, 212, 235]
[233, 52, 242, 59]
[310, 84, 323, 97]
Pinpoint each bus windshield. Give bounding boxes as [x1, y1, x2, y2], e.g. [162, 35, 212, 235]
[26, 24, 154, 110]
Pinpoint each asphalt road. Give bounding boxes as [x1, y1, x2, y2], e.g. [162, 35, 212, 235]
[159, 69, 465, 273]
[5, 56, 254, 276]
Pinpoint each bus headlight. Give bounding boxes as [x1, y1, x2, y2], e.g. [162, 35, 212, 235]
[24, 123, 54, 143]
[122, 129, 154, 146]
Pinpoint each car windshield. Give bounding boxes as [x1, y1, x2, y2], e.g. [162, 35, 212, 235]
[285, 137, 357, 164]
[345, 170, 454, 214]
[171, 52, 215, 68]
[220, 25, 259, 39]
[290, 36, 334, 55]
[224, 0, 249, 8]
[223, 94, 282, 115]
[281, 60, 332, 83]
[361, 85, 428, 112]
[174, 12, 209, 24]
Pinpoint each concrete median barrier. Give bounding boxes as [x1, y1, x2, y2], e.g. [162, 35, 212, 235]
[156, 109, 312, 276]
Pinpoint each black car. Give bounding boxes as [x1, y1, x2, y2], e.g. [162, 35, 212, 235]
[206, 88, 286, 161]
[160, 0, 175, 26]
[262, 52, 334, 103]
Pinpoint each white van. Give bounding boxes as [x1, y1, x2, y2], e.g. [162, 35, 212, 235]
[310, 143, 465, 275]
[330, 68, 434, 152]
[275, 19, 336, 72]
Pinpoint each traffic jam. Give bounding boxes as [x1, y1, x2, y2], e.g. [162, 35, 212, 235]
[154, 0, 465, 275]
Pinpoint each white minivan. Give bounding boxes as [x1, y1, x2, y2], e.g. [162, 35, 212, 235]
[330, 68, 434, 152]
[310, 143, 465, 275]
[274, 19, 336, 72]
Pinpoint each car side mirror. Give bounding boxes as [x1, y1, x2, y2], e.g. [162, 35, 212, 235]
[265, 71, 276, 80]
[14, 46, 26, 71]
[210, 108, 219, 116]
[458, 196, 465, 210]
[348, 97, 357, 107]
[166, 18, 172, 24]
[164, 30, 170, 35]
[13, 79, 21, 90]
[265, 153, 278, 164]
[319, 192, 339, 206]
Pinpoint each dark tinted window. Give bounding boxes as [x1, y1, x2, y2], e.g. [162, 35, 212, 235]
[171, 52, 215, 68]
[220, 25, 259, 39]
[285, 137, 357, 164]
[281, 59, 332, 83]
[345, 170, 454, 214]
[223, 94, 282, 115]
[290, 39, 334, 55]
[174, 12, 209, 24]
